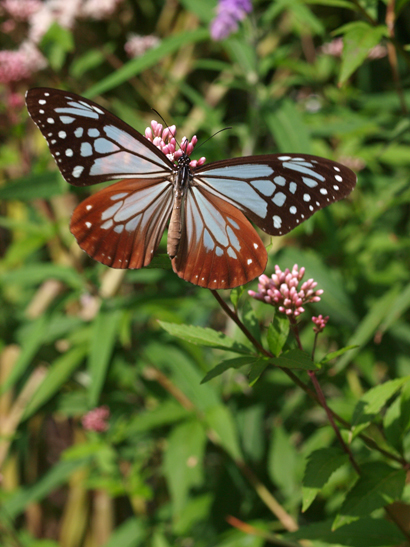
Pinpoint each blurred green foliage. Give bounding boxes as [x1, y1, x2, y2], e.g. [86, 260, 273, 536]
[1, 0, 410, 546]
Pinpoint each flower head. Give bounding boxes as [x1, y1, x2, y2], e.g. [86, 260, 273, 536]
[82, 406, 110, 432]
[312, 315, 329, 333]
[248, 264, 323, 319]
[144, 120, 206, 168]
[210, 0, 253, 41]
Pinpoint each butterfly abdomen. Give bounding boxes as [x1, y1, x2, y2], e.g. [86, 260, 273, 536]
[167, 157, 191, 258]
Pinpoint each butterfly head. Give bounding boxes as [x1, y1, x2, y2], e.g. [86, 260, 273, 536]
[144, 120, 206, 169]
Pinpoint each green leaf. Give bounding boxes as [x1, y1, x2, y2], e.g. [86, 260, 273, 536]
[334, 286, 401, 372]
[158, 322, 253, 355]
[0, 315, 48, 395]
[268, 425, 299, 498]
[338, 22, 388, 86]
[3, 458, 90, 518]
[0, 264, 84, 289]
[272, 349, 316, 370]
[351, 376, 410, 434]
[334, 462, 406, 529]
[305, 0, 355, 7]
[302, 448, 349, 511]
[267, 316, 290, 357]
[22, 346, 87, 420]
[248, 358, 270, 385]
[266, 99, 312, 153]
[383, 395, 403, 453]
[286, 518, 406, 546]
[163, 420, 207, 516]
[201, 356, 257, 384]
[39, 22, 74, 71]
[88, 310, 121, 407]
[241, 300, 262, 344]
[205, 405, 243, 461]
[320, 345, 359, 365]
[103, 518, 146, 547]
[0, 171, 63, 200]
[85, 29, 209, 97]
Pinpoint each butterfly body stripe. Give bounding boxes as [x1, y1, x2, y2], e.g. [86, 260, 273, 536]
[26, 88, 357, 289]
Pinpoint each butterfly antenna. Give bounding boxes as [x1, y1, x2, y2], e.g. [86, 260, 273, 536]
[151, 108, 181, 148]
[195, 127, 232, 152]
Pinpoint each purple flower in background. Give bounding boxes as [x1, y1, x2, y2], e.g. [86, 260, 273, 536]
[210, 0, 252, 41]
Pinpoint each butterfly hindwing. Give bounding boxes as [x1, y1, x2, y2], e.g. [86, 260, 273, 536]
[194, 154, 356, 236]
[172, 186, 267, 289]
[26, 88, 173, 187]
[70, 178, 173, 269]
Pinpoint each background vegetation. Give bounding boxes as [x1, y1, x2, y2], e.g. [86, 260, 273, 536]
[1, 0, 410, 545]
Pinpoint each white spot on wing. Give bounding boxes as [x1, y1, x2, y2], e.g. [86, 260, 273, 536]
[272, 192, 286, 207]
[65, 149, 73, 157]
[72, 165, 84, 178]
[47, 118, 55, 124]
[81, 142, 93, 157]
[273, 215, 282, 228]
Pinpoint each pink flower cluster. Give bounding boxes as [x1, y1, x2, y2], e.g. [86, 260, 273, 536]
[144, 120, 206, 168]
[0, 40, 46, 84]
[82, 406, 110, 432]
[125, 34, 160, 58]
[312, 315, 329, 333]
[0, 0, 124, 85]
[248, 265, 323, 318]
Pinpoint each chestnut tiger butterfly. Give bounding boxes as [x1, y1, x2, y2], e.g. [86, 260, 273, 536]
[26, 88, 356, 290]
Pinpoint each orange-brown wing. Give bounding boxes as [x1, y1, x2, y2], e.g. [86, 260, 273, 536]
[70, 178, 173, 269]
[172, 185, 267, 289]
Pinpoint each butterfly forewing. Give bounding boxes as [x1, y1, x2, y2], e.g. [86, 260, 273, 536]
[70, 178, 173, 268]
[172, 186, 267, 289]
[26, 88, 173, 187]
[194, 154, 356, 236]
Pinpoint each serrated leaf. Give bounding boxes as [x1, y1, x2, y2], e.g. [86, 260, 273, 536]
[334, 462, 406, 529]
[205, 405, 243, 461]
[201, 356, 257, 384]
[339, 23, 388, 86]
[158, 322, 253, 354]
[248, 358, 270, 385]
[285, 518, 406, 546]
[320, 345, 358, 365]
[351, 376, 410, 434]
[302, 448, 349, 511]
[267, 316, 290, 357]
[272, 349, 317, 370]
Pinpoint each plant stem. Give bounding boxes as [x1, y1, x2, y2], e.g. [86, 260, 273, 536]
[308, 369, 361, 474]
[211, 291, 408, 467]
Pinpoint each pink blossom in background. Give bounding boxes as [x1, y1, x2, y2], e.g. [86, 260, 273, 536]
[249, 265, 323, 319]
[320, 37, 387, 60]
[125, 34, 160, 58]
[82, 406, 110, 432]
[210, 0, 252, 41]
[28, 0, 124, 43]
[8, 92, 25, 109]
[1, 0, 42, 21]
[81, 0, 124, 19]
[145, 120, 206, 168]
[0, 40, 46, 84]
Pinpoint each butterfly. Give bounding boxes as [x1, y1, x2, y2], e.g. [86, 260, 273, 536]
[26, 88, 356, 290]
